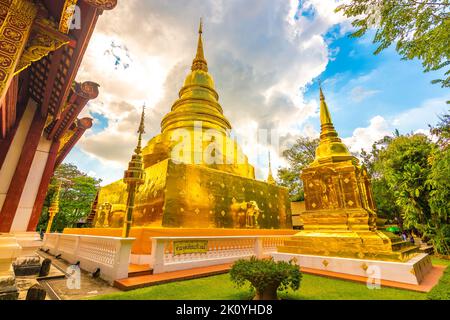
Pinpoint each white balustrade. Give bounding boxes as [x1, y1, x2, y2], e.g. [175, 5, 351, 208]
[41, 233, 135, 284]
[150, 235, 292, 274]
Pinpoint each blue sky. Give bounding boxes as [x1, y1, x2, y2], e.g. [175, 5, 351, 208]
[68, 0, 449, 185]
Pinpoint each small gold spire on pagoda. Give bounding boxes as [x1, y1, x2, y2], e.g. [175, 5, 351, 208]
[311, 84, 353, 166]
[46, 181, 62, 233]
[191, 18, 208, 72]
[267, 151, 276, 185]
[122, 105, 146, 238]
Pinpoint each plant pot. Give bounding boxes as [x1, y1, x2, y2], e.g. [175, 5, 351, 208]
[253, 282, 280, 300]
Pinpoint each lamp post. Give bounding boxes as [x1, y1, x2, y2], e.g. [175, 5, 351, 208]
[46, 180, 62, 233]
[122, 105, 146, 238]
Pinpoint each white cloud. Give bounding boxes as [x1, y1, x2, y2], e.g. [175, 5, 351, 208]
[350, 86, 380, 102]
[343, 93, 449, 153]
[391, 95, 450, 133]
[343, 115, 390, 153]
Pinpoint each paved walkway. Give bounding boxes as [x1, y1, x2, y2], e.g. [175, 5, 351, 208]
[13, 254, 65, 300]
[37, 251, 120, 300]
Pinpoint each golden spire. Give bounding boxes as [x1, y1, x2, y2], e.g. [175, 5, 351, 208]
[135, 104, 146, 154]
[319, 86, 333, 126]
[160, 20, 231, 134]
[191, 18, 208, 72]
[46, 180, 62, 233]
[122, 104, 146, 238]
[311, 84, 353, 166]
[267, 151, 276, 185]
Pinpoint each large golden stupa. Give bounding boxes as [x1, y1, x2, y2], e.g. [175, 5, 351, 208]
[277, 88, 419, 262]
[89, 22, 292, 231]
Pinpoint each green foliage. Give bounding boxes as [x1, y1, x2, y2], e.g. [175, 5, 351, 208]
[336, 0, 450, 88]
[277, 137, 319, 201]
[230, 257, 302, 296]
[427, 264, 450, 300]
[361, 123, 450, 254]
[430, 109, 450, 149]
[371, 178, 401, 219]
[37, 163, 101, 232]
[374, 134, 435, 229]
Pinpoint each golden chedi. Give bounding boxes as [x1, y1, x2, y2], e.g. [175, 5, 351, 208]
[277, 87, 419, 262]
[92, 21, 292, 230]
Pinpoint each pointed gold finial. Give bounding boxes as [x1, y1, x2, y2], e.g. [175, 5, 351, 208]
[135, 104, 146, 154]
[319, 82, 332, 125]
[267, 151, 276, 185]
[192, 18, 208, 72]
[311, 84, 353, 166]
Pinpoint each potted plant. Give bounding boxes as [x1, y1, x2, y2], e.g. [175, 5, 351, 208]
[230, 257, 301, 300]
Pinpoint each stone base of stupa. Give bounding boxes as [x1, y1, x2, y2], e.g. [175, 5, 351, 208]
[271, 252, 433, 285]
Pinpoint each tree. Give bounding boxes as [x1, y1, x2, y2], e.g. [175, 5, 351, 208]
[375, 134, 435, 228]
[430, 109, 450, 149]
[425, 148, 450, 254]
[426, 112, 450, 254]
[277, 137, 319, 201]
[37, 163, 101, 232]
[336, 0, 450, 88]
[360, 130, 450, 254]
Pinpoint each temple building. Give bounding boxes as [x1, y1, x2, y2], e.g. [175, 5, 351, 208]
[277, 87, 419, 261]
[0, 0, 117, 237]
[273, 87, 433, 285]
[87, 22, 293, 231]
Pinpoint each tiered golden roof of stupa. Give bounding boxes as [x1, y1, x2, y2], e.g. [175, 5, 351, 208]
[142, 20, 254, 179]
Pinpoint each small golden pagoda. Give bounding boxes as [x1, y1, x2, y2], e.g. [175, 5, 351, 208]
[90, 21, 292, 231]
[278, 87, 418, 262]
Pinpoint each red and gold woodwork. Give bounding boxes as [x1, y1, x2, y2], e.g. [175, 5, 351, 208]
[0, 0, 117, 234]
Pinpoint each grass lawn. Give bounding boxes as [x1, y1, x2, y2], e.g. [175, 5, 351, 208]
[92, 257, 449, 300]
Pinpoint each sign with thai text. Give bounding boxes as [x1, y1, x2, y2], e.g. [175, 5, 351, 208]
[173, 240, 208, 255]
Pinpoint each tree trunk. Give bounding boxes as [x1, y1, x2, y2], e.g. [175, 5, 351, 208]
[253, 282, 280, 300]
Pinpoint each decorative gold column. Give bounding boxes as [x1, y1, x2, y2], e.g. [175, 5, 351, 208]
[46, 181, 61, 233]
[122, 105, 146, 238]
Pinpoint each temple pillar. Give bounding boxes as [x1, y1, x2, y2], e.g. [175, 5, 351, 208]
[27, 140, 60, 232]
[0, 100, 46, 232]
[10, 136, 52, 232]
[0, 100, 36, 214]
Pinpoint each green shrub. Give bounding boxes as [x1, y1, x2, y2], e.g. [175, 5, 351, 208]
[230, 257, 301, 300]
[427, 266, 450, 300]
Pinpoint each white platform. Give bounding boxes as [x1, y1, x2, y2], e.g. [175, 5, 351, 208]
[271, 252, 433, 285]
[12, 232, 41, 256]
[0, 236, 22, 261]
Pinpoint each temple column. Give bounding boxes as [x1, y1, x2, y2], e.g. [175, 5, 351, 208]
[10, 136, 52, 231]
[26, 140, 60, 231]
[0, 100, 46, 232]
[0, 99, 36, 214]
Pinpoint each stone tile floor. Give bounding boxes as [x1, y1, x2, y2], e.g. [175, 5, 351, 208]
[37, 251, 120, 300]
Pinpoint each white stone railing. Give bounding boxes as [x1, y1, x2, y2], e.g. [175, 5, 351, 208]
[41, 233, 135, 284]
[150, 235, 291, 274]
